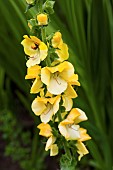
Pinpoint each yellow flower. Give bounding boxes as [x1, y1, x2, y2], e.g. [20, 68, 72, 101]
[41, 61, 75, 95]
[37, 13, 48, 26]
[51, 32, 69, 63]
[45, 136, 58, 156]
[26, 0, 35, 4]
[25, 65, 43, 94]
[52, 32, 63, 48]
[25, 65, 41, 79]
[58, 108, 88, 140]
[37, 123, 52, 137]
[37, 123, 58, 156]
[21, 35, 48, 67]
[32, 96, 61, 123]
[76, 141, 89, 161]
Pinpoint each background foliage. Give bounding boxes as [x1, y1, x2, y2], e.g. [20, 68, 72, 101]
[0, 0, 113, 170]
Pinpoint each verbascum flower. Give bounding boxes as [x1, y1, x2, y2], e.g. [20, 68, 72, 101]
[76, 128, 91, 160]
[26, 0, 35, 4]
[25, 65, 43, 93]
[52, 32, 63, 48]
[37, 13, 48, 26]
[32, 96, 61, 123]
[45, 136, 58, 156]
[38, 123, 58, 156]
[37, 123, 52, 137]
[58, 108, 88, 140]
[25, 65, 41, 79]
[21, 35, 48, 67]
[41, 61, 75, 95]
[76, 141, 89, 161]
[51, 32, 69, 63]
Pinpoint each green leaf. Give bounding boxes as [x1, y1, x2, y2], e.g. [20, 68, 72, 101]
[43, 0, 55, 14]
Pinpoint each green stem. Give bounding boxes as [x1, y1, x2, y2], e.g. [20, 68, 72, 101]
[41, 26, 46, 43]
[57, 110, 62, 122]
[63, 140, 72, 160]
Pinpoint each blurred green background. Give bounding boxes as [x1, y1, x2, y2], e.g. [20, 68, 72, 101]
[0, 0, 113, 170]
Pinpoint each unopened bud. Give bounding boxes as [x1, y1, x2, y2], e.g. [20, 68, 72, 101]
[26, 0, 35, 5]
[37, 13, 48, 26]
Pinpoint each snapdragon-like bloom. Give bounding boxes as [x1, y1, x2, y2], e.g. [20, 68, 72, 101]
[51, 32, 69, 63]
[45, 136, 58, 156]
[32, 96, 60, 123]
[58, 108, 88, 140]
[21, 35, 48, 67]
[37, 123, 58, 156]
[41, 61, 76, 95]
[25, 65, 43, 93]
[75, 127, 91, 160]
[37, 13, 48, 25]
[76, 141, 89, 161]
[37, 123, 52, 137]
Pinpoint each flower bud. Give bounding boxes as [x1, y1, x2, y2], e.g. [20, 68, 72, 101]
[37, 13, 48, 26]
[26, 0, 35, 5]
[52, 32, 62, 48]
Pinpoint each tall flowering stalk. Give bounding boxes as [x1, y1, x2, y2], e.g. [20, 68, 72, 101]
[21, 0, 91, 169]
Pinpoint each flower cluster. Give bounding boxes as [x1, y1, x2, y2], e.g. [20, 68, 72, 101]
[22, 0, 91, 161]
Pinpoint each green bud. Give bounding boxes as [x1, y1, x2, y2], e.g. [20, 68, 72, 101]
[26, 0, 35, 5]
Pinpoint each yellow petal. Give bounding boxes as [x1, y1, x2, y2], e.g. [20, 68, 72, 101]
[25, 65, 41, 79]
[69, 74, 80, 86]
[39, 42, 48, 61]
[30, 36, 41, 44]
[21, 35, 40, 56]
[79, 128, 91, 142]
[59, 62, 74, 81]
[31, 97, 46, 116]
[55, 43, 69, 62]
[52, 32, 62, 48]
[37, 13, 48, 25]
[62, 95, 73, 111]
[37, 123, 52, 137]
[46, 61, 73, 74]
[67, 108, 80, 122]
[45, 136, 56, 151]
[53, 95, 61, 114]
[64, 84, 78, 98]
[74, 108, 88, 124]
[50, 144, 58, 156]
[30, 78, 43, 94]
[76, 141, 89, 161]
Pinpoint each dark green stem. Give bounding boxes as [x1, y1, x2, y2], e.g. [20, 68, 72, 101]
[57, 110, 62, 122]
[63, 140, 72, 160]
[41, 26, 46, 43]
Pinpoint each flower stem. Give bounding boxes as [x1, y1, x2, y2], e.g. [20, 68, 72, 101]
[41, 26, 46, 43]
[57, 110, 62, 122]
[63, 140, 72, 160]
